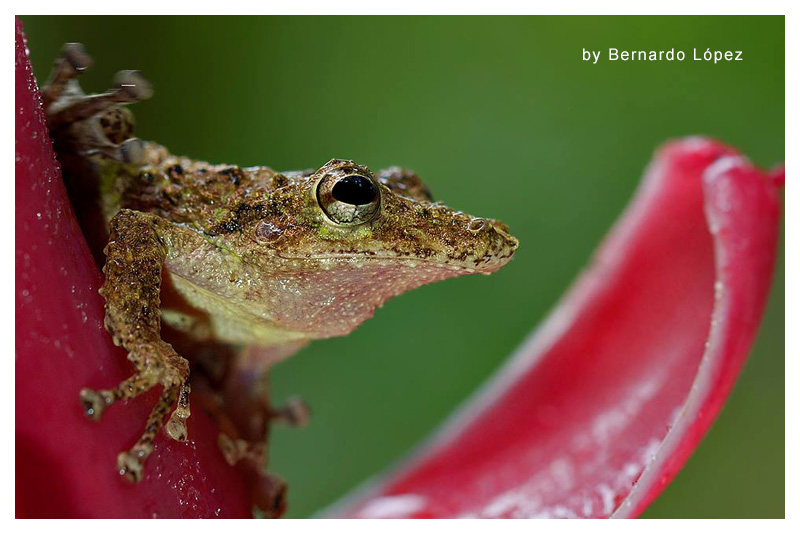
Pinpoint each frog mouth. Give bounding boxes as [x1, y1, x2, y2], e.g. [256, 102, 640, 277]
[276, 252, 510, 274]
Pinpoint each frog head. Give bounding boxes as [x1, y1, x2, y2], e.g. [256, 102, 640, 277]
[245, 159, 519, 338]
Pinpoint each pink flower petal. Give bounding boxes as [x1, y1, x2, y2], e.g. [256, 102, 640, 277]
[15, 18, 252, 519]
[332, 137, 781, 518]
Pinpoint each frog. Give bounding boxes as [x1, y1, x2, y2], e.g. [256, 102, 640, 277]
[41, 43, 518, 517]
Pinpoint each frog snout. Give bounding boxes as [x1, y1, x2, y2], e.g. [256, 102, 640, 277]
[490, 223, 519, 256]
[467, 217, 519, 262]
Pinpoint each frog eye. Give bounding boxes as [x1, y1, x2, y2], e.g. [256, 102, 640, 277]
[316, 173, 381, 225]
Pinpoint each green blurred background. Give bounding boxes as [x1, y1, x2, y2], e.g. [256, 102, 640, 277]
[20, 16, 784, 518]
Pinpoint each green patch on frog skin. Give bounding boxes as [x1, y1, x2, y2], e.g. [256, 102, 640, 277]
[98, 159, 138, 219]
[317, 222, 373, 241]
[202, 232, 243, 260]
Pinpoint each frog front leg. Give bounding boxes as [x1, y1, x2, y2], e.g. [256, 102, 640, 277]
[80, 209, 192, 482]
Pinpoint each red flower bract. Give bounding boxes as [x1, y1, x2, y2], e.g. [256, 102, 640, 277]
[15, 19, 252, 519]
[15, 20, 781, 518]
[330, 142, 781, 518]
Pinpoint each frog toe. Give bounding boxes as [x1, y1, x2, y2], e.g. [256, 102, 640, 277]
[117, 445, 149, 483]
[254, 474, 287, 519]
[271, 396, 311, 427]
[79, 387, 113, 420]
[113, 69, 153, 101]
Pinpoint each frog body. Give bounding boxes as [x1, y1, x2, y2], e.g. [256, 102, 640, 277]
[104, 149, 516, 350]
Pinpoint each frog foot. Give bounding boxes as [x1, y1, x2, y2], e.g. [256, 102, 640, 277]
[110, 378, 190, 483]
[79, 387, 114, 420]
[41, 42, 151, 164]
[254, 474, 287, 519]
[218, 433, 265, 466]
[216, 433, 287, 518]
[270, 396, 311, 427]
[117, 443, 152, 483]
[165, 383, 192, 441]
[79, 365, 191, 483]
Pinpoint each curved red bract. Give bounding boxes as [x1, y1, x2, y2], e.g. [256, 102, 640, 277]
[15, 19, 252, 519]
[331, 139, 781, 518]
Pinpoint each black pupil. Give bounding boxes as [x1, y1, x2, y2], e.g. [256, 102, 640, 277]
[331, 175, 377, 205]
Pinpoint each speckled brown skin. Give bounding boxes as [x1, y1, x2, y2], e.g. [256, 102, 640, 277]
[42, 44, 518, 515]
